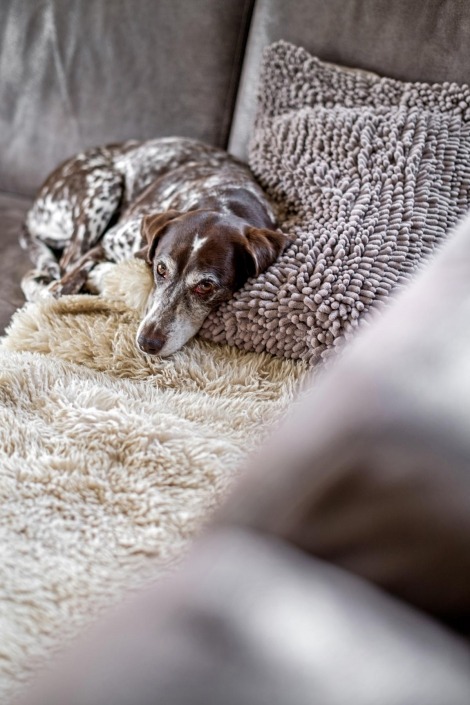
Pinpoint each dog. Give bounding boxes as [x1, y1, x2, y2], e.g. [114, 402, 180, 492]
[21, 137, 289, 356]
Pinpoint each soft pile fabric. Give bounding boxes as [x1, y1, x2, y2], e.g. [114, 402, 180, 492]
[0, 258, 305, 700]
[202, 40, 470, 363]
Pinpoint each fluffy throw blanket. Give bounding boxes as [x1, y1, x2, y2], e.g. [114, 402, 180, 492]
[0, 259, 305, 700]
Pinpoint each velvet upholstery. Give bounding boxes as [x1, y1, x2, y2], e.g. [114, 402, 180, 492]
[0, 0, 254, 196]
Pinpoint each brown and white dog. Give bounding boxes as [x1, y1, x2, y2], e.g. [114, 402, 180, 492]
[21, 137, 289, 356]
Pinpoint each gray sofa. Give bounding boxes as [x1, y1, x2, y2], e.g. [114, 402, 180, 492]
[3, 0, 470, 331]
[3, 1, 470, 703]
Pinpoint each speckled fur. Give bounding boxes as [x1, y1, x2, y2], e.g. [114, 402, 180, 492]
[21, 137, 277, 300]
[20, 137, 286, 355]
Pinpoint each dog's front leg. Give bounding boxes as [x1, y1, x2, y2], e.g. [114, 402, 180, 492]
[49, 244, 107, 297]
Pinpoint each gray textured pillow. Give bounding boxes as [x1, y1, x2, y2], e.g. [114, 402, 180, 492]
[201, 40, 470, 363]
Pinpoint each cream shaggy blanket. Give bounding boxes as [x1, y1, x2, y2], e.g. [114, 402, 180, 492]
[0, 259, 305, 700]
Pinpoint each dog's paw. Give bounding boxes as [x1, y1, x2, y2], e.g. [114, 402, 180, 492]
[86, 262, 117, 294]
[21, 270, 56, 302]
[47, 280, 65, 299]
[48, 273, 87, 298]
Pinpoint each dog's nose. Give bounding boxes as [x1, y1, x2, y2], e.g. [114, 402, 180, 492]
[137, 332, 166, 355]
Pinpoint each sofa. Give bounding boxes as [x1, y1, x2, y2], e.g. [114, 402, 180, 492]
[2, 1, 470, 703]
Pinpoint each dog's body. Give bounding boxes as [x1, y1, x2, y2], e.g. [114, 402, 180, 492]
[21, 137, 289, 356]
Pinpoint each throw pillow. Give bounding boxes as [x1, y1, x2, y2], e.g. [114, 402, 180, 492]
[201, 40, 470, 363]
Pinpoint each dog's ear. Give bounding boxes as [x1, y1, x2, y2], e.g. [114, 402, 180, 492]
[135, 210, 182, 263]
[235, 227, 291, 287]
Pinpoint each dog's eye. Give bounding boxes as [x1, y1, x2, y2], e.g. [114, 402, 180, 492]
[194, 280, 215, 296]
[156, 262, 168, 278]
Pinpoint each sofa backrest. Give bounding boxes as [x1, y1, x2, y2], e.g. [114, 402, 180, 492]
[3, 0, 470, 198]
[229, 0, 470, 160]
[0, 0, 254, 197]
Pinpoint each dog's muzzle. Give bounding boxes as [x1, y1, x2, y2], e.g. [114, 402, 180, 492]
[137, 331, 167, 355]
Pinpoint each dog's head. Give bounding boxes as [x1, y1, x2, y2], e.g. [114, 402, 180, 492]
[135, 209, 289, 356]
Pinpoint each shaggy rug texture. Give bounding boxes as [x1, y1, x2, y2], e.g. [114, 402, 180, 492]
[201, 41, 470, 363]
[0, 258, 305, 700]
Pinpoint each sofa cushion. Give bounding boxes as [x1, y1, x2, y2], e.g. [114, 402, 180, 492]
[218, 211, 470, 630]
[0, 192, 31, 333]
[0, 0, 254, 197]
[202, 40, 470, 363]
[15, 530, 470, 705]
[230, 0, 470, 159]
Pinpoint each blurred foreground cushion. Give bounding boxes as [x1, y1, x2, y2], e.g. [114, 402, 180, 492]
[218, 211, 470, 631]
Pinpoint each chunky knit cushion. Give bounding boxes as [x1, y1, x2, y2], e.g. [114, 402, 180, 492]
[201, 41, 470, 363]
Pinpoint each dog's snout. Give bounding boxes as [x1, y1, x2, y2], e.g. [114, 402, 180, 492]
[137, 331, 166, 355]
